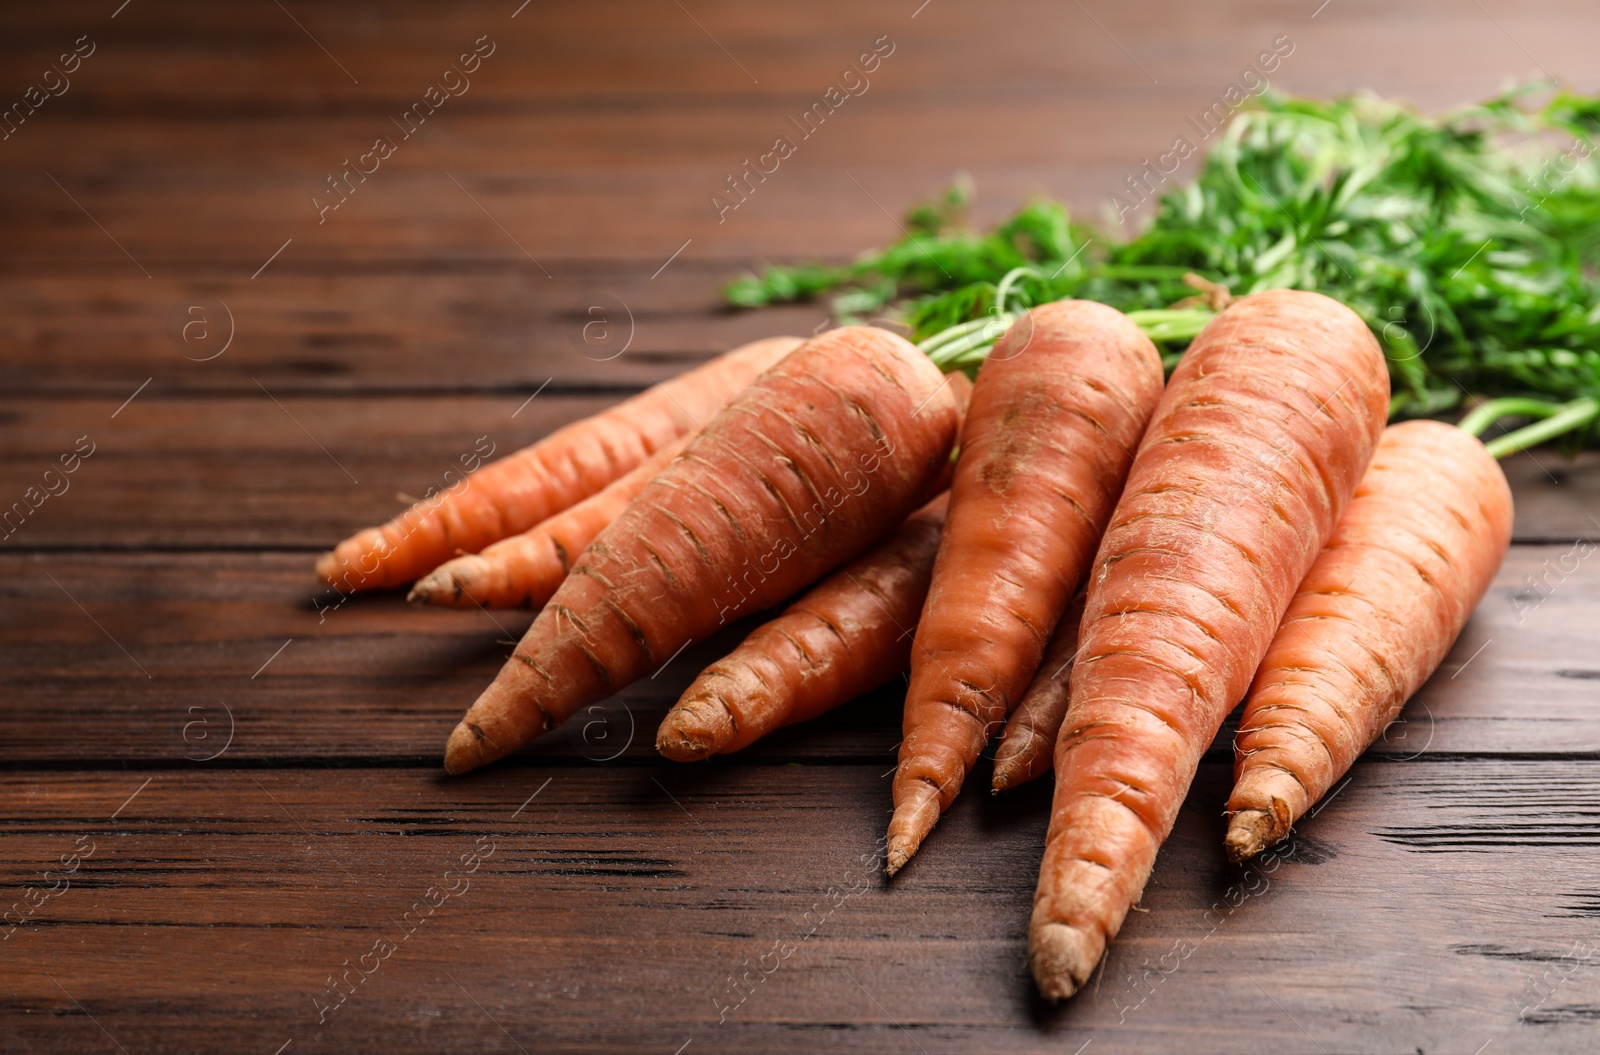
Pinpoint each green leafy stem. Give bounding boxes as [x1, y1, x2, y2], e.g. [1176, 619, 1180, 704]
[728, 87, 1600, 451]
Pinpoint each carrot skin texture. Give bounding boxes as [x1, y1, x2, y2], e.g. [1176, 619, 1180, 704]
[444, 327, 963, 775]
[408, 433, 695, 609]
[656, 494, 949, 761]
[1226, 421, 1513, 860]
[652, 379, 970, 759]
[316, 336, 802, 591]
[1029, 289, 1389, 1000]
[991, 593, 1086, 793]
[888, 301, 1164, 875]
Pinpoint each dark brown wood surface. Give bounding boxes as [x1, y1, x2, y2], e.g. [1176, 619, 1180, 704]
[3, 2, 1598, 1052]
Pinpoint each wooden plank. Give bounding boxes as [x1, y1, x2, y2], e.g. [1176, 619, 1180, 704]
[5, 0, 1590, 114]
[0, 271, 832, 395]
[1500, 449, 1600, 543]
[0, 165, 1150, 274]
[9, 86, 1566, 179]
[2, 1, 1592, 277]
[0, 545, 1593, 764]
[1, 394, 1592, 548]
[1, 759, 1596, 1053]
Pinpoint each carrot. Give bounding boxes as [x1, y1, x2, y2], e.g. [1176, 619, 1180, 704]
[990, 593, 1085, 793]
[656, 493, 949, 762]
[1029, 289, 1389, 1000]
[886, 301, 1164, 876]
[442, 326, 964, 775]
[315, 336, 803, 592]
[1225, 420, 1513, 861]
[407, 433, 695, 609]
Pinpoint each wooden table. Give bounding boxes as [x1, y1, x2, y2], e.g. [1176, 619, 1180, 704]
[4, 2, 1599, 1051]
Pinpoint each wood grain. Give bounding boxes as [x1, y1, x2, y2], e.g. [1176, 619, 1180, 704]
[0, 272, 830, 395]
[3, 761, 1599, 1054]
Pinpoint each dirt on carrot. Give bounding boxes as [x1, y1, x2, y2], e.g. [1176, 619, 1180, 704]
[656, 493, 950, 762]
[887, 300, 1164, 876]
[1029, 289, 1389, 1001]
[316, 336, 802, 592]
[442, 326, 964, 775]
[408, 433, 695, 609]
[1226, 420, 1513, 861]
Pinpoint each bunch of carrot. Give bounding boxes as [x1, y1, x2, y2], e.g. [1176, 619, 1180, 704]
[321, 289, 1518, 998]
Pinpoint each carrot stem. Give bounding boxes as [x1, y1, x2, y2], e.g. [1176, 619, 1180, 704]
[918, 307, 1215, 371]
[1456, 396, 1567, 437]
[921, 314, 1017, 367]
[1125, 308, 1215, 343]
[992, 266, 1038, 314]
[1482, 397, 1599, 458]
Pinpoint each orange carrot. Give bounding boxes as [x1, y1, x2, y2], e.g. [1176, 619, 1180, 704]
[887, 301, 1164, 875]
[316, 336, 802, 592]
[1029, 289, 1388, 1000]
[407, 433, 695, 609]
[443, 327, 964, 775]
[656, 494, 949, 761]
[990, 593, 1085, 793]
[1225, 420, 1513, 861]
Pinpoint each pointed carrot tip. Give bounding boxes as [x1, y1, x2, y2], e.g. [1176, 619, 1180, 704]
[1029, 922, 1097, 1001]
[654, 727, 714, 763]
[314, 551, 340, 584]
[443, 721, 484, 776]
[885, 780, 941, 876]
[655, 698, 732, 762]
[408, 571, 447, 606]
[1224, 809, 1278, 863]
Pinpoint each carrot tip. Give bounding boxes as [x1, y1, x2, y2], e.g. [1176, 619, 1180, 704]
[1028, 922, 1098, 1001]
[990, 764, 1015, 794]
[655, 697, 733, 762]
[654, 728, 715, 763]
[885, 781, 941, 876]
[443, 721, 485, 776]
[1224, 809, 1281, 863]
[407, 571, 448, 606]
[314, 551, 339, 584]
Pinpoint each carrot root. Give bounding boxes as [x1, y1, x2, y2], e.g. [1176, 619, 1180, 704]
[1223, 806, 1283, 863]
[885, 781, 941, 877]
[408, 432, 696, 609]
[654, 695, 734, 762]
[991, 593, 1085, 793]
[319, 336, 800, 592]
[1029, 922, 1103, 1001]
[889, 301, 1164, 873]
[443, 326, 963, 775]
[1027, 289, 1390, 999]
[1224, 420, 1512, 861]
[656, 495, 951, 763]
